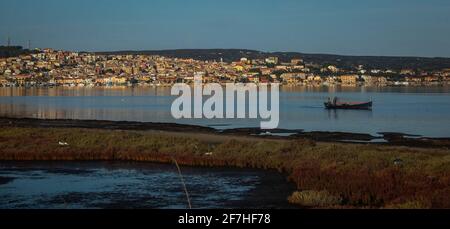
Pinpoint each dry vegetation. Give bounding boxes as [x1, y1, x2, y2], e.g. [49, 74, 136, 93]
[0, 127, 449, 208]
[288, 190, 342, 207]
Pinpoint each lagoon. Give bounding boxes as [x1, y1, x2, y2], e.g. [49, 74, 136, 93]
[0, 161, 294, 209]
[0, 86, 449, 137]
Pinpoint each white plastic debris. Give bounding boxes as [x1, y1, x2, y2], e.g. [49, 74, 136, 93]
[58, 141, 69, 146]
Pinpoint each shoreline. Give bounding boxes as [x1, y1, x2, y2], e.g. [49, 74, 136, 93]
[1, 117, 449, 148]
[0, 84, 449, 89]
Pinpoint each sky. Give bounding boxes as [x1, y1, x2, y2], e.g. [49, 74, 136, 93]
[1, 0, 450, 57]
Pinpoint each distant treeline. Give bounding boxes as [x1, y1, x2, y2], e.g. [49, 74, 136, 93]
[0, 46, 36, 58]
[96, 49, 450, 71]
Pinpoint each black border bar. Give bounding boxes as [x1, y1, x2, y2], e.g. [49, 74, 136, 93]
[0, 210, 449, 227]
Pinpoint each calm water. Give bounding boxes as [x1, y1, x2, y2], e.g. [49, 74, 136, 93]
[0, 162, 294, 209]
[0, 86, 449, 137]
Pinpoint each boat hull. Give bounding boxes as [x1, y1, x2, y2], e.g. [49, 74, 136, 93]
[324, 101, 372, 110]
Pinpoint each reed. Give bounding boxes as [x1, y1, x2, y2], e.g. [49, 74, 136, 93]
[172, 157, 192, 209]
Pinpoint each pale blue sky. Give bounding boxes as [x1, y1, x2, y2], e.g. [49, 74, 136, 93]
[1, 0, 450, 57]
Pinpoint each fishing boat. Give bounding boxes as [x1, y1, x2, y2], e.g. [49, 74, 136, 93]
[324, 97, 372, 110]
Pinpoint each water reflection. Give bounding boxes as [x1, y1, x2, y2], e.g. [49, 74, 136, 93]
[326, 109, 373, 120]
[0, 86, 174, 97]
[0, 86, 449, 137]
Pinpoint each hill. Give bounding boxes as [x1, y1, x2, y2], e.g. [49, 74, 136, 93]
[0, 46, 36, 58]
[96, 49, 450, 71]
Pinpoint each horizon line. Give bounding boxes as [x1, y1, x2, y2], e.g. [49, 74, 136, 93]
[3, 45, 450, 59]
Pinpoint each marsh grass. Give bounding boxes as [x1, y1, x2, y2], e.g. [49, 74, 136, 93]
[385, 199, 432, 209]
[288, 190, 342, 207]
[0, 127, 449, 208]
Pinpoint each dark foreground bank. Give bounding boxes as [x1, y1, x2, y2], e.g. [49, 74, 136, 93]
[0, 118, 449, 208]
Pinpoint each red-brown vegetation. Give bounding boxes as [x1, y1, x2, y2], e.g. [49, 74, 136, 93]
[0, 127, 449, 208]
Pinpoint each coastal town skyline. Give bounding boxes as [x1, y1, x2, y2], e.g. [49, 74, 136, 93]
[2, 0, 450, 57]
[1, 47, 449, 88]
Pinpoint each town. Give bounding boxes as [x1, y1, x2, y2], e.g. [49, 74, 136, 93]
[1, 47, 449, 87]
